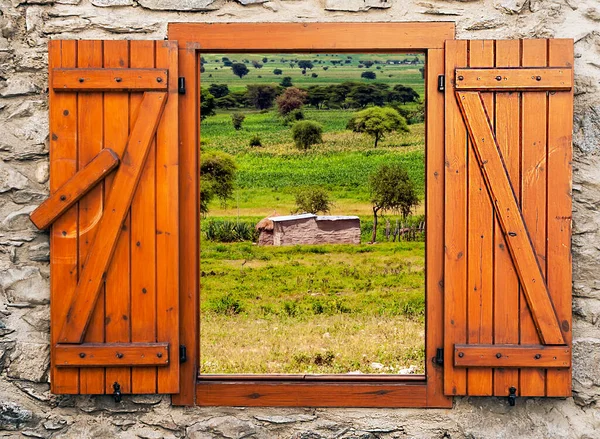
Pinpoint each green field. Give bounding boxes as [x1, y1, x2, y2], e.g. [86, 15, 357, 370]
[200, 53, 426, 375]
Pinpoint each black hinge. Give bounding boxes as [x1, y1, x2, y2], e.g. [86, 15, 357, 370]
[438, 75, 445, 92]
[178, 77, 186, 95]
[433, 347, 444, 366]
[179, 344, 187, 363]
[508, 386, 517, 406]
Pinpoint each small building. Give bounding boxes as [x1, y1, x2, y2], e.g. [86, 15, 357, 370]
[257, 213, 361, 246]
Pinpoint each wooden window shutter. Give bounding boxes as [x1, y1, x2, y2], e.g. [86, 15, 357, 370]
[444, 39, 573, 397]
[34, 40, 179, 395]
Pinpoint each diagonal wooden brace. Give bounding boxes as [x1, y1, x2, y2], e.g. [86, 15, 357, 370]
[30, 148, 120, 230]
[456, 91, 565, 346]
[58, 91, 168, 344]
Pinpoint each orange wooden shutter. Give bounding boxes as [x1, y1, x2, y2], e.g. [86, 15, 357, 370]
[444, 39, 573, 398]
[43, 40, 179, 396]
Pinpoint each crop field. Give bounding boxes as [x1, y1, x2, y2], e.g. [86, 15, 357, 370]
[200, 53, 426, 375]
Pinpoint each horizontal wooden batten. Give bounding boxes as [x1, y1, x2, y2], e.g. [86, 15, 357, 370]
[30, 148, 119, 230]
[455, 67, 572, 90]
[52, 68, 168, 91]
[55, 343, 170, 367]
[454, 345, 571, 368]
[196, 381, 430, 407]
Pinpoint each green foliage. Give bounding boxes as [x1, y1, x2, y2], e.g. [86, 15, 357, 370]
[231, 62, 249, 79]
[361, 71, 376, 80]
[230, 112, 245, 130]
[204, 219, 258, 242]
[389, 84, 420, 105]
[291, 120, 323, 150]
[246, 84, 279, 110]
[200, 88, 216, 121]
[369, 162, 419, 219]
[207, 292, 244, 315]
[200, 152, 237, 208]
[276, 86, 307, 116]
[347, 106, 409, 147]
[273, 68, 283, 75]
[249, 134, 262, 147]
[297, 60, 313, 70]
[293, 186, 334, 214]
[280, 76, 293, 87]
[208, 83, 229, 98]
[283, 109, 305, 125]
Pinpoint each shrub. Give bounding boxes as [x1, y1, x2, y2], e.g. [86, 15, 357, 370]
[230, 112, 245, 130]
[200, 152, 237, 208]
[249, 134, 262, 147]
[361, 71, 376, 80]
[311, 73, 318, 78]
[291, 120, 323, 150]
[273, 68, 283, 75]
[283, 109, 304, 125]
[208, 83, 229, 98]
[203, 219, 258, 242]
[293, 186, 334, 214]
[200, 88, 216, 121]
[276, 86, 307, 116]
[280, 76, 293, 87]
[208, 292, 244, 315]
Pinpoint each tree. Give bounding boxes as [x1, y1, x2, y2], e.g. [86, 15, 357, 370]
[297, 60, 313, 70]
[246, 84, 278, 110]
[215, 95, 237, 109]
[262, 57, 268, 63]
[361, 71, 376, 80]
[231, 62, 249, 79]
[291, 121, 323, 150]
[200, 88, 216, 120]
[208, 83, 229, 99]
[276, 87, 307, 116]
[231, 112, 245, 130]
[280, 76, 293, 87]
[200, 152, 237, 210]
[362, 60, 374, 68]
[368, 163, 419, 243]
[311, 73, 318, 78]
[251, 60, 263, 69]
[273, 68, 283, 75]
[293, 187, 334, 214]
[346, 107, 408, 148]
[389, 84, 420, 105]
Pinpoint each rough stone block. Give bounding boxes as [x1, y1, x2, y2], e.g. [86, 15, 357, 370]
[7, 341, 50, 382]
[137, 0, 219, 11]
[0, 265, 50, 305]
[325, 0, 391, 12]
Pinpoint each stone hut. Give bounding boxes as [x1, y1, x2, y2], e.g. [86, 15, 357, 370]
[264, 213, 361, 246]
[255, 215, 274, 245]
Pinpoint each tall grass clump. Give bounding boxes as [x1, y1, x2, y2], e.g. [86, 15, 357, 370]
[204, 219, 258, 242]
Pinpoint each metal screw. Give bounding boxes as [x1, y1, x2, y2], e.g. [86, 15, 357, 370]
[458, 75, 464, 81]
[458, 352, 464, 358]
[496, 353, 502, 359]
[115, 77, 122, 83]
[78, 78, 84, 83]
[79, 352, 86, 358]
[496, 76, 502, 81]
[536, 76, 542, 81]
[157, 77, 163, 83]
[157, 352, 163, 358]
[534, 354, 541, 359]
[60, 195, 67, 201]
[116, 353, 124, 359]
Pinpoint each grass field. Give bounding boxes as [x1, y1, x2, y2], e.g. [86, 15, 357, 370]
[200, 53, 426, 375]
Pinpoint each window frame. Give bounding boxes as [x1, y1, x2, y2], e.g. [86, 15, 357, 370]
[168, 22, 454, 408]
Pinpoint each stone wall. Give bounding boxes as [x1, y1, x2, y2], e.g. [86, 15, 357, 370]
[0, 0, 599, 437]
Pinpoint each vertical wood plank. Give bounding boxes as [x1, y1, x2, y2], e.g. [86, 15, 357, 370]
[546, 39, 574, 397]
[444, 39, 468, 396]
[103, 40, 132, 394]
[425, 48, 452, 407]
[156, 40, 180, 394]
[171, 45, 199, 406]
[49, 40, 79, 394]
[493, 39, 521, 397]
[130, 40, 158, 394]
[77, 40, 106, 394]
[466, 40, 494, 396]
[520, 38, 548, 396]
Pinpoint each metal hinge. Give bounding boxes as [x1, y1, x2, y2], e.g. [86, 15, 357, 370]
[112, 382, 122, 403]
[178, 77, 186, 95]
[433, 347, 444, 366]
[508, 386, 517, 406]
[438, 75, 445, 92]
[179, 344, 187, 363]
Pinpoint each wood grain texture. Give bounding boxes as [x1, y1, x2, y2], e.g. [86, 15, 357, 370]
[454, 345, 570, 368]
[168, 22, 455, 50]
[58, 91, 167, 344]
[30, 149, 119, 230]
[456, 91, 564, 346]
[55, 343, 170, 367]
[49, 40, 79, 394]
[53, 68, 168, 91]
[455, 67, 572, 90]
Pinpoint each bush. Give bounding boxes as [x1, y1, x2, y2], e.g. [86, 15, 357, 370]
[291, 120, 323, 150]
[361, 71, 376, 80]
[293, 186, 334, 214]
[200, 152, 237, 208]
[230, 112, 245, 130]
[208, 292, 244, 315]
[311, 73, 318, 78]
[273, 68, 283, 75]
[283, 109, 304, 125]
[280, 76, 293, 87]
[249, 134, 262, 147]
[276, 87, 307, 116]
[203, 219, 258, 242]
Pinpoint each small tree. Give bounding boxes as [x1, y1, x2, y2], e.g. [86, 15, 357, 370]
[291, 121, 323, 150]
[251, 60, 263, 69]
[298, 60, 313, 70]
[293, 187, 334, 214]
[246, 84, 278, 110]
[273, 68, 283, 75]
[347, 107, 409, 148]
[231, 112, 245, 130]
[231, 62, 249, 79]
[361, 71, 376, 80]
[276, 86, 307, 116]
[311, 73, 318, 78]
[362, 60, 374, 68]
[200, 88, 216, 121]
[280, 76, 293, 87]
[200, 152, 237, 209]
[208, 83, 229, 98]
[369, 163, 419, 243]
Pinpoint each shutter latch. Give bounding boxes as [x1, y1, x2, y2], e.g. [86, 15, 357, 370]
[433, 347, 444, 366]
[178, 77, 186, 95]
[438, 75, 445, 92]
[112, 382, 122, 403]
[508, 386, 517, 406]
[179, 344, 187, 363]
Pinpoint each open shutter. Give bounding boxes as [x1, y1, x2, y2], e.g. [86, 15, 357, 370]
[34, 40, 179, 395]
[444, 39, 573, 397]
